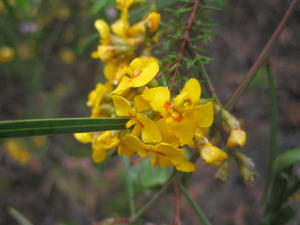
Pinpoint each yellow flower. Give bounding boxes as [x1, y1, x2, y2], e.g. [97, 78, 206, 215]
[74, 132, 93, 144]
[86, 82, 113, 117]
[4, 140, 32, 164]
[104, 61, 129, 84]
[146, 12, 160, 34]
[200, 142, 228, 165]
[95, 19, 111, 44]
[92, 131, 120, 163]
[0, 46, 15, 63]
[120, 135, 195, 172]
[112, 57, 159, 95]
[226, 128, 247, 149]
[141, 78, 214, 146]
[59, 48, 76, 64]
[112, 95, 161, 143]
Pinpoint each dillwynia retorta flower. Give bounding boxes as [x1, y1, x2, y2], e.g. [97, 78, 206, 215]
[74, 0, 248, 174]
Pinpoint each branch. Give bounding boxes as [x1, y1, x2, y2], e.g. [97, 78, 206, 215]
[224, 0, 299, 111]
[169, 0, 201, 92]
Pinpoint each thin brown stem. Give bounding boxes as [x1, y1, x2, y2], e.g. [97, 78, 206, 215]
[172, 184, 181, 225]
[225, 0, 299, 111]
[169, 0, 201, 92]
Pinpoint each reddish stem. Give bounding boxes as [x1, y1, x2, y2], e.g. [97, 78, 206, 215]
[225, 0, 299, 111]
[169, 0, 201, 92]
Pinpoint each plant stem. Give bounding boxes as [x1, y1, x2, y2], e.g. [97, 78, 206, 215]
[173, 184, 181, 225]
[129, 172, 177, 224]
[179, 183, 212, 225]
[225, 0, 299, 111]
[266, 62, 279, 174]
[122, 157, 136, 216]
[169, 0, 201, 92]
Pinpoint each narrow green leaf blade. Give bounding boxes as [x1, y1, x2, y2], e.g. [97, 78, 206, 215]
[9, 207, 34, 225]
[0, 118, 128, 138]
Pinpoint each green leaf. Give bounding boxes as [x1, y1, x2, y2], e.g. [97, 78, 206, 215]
[91, 0, 110, 14]
[15, 0, 31, 16]
[131, 158, 172, 189]
[9, 207, 34, 225]
[0, 118, 128, 138]
[272, 148, 300, 175]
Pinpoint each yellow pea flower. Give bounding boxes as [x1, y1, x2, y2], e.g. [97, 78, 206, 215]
[141, 78, 214, 146]
[86, 82, 113, 117]
[120, 135, 195, 172]
[95, 19, 111, 44]
[200, 142, 228, 165]
[112, 57, 159, 95]
[0, 46, 15, 63]
[112, 95, 161, 143]
[104, 61, 129, 84]
[146, 12, 161, 34]
[92, 131, 120, 163]
[74, 132, 93, 144]
[4, 140, 32, 164]
[226, 128, 247, 149]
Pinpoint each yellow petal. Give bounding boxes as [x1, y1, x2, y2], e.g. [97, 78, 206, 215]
[128, 21, 145, 36]
[112, 76, 131, 95]
[92, 146, 107, 163]
[136, 113, 161, 143]
[175, 161, 196, 172]
[112, 95, 134, 116]
[200, 144, 228, 165]
[174, 78, 201, 107]
[74, 132, 93, 144]
[168, 117, 197, 146]
[226, 128, 247, 149]
[151, 156, 170, 168]
[156, 119, 180, 146]
[134, 95, 151, 112]
[141, 86, 170, 113]
[120, 134, 148, 157]
[146, 12, 160, 33]
[152, 143, 184, 165]
[192, 101, 214, 127]
[94, 19, 110, 43]
[116, 0, 134, 10]
[129, 57, 159, 87]
[111, 19, 128, 37]
[87, 83, 107, 108]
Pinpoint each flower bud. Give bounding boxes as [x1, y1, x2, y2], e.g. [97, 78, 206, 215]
[239, 166, 255, 186]
[226, 128, 247, 149]
[200, 143, 228, 165]
[215, 160, 229, 182]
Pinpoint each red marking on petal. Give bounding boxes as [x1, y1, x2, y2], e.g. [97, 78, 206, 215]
[173, 115, 184, 122]
[153, 150, 166, 156]
[163, 101, 171, 110]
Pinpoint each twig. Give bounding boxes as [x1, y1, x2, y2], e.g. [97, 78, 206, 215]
[169, 0, 201, 92]
[172, 184, 181, 225]
[179, 183, 212, 225]
[224, 0, 299, 111]
[129, 172, 177, 224]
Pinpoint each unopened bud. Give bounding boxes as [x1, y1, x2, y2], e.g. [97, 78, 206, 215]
[235, 152, 255, 169]
[239, 166, 255, 186]
[226, 128, 247, 149]
[215, 160, 229, 182]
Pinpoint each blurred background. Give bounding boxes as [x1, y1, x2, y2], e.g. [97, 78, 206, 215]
[0, 0, 300, 224]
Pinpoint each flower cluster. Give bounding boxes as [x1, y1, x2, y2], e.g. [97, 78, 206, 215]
[75, 0, 248, 173]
